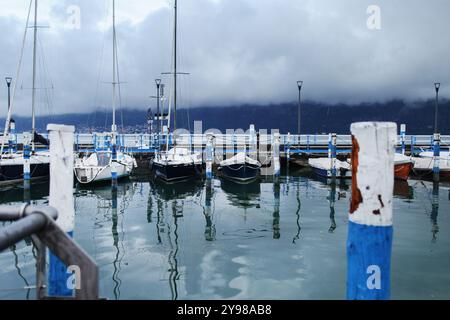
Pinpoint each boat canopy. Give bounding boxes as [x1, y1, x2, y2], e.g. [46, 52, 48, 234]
[220, 152, 261, 167]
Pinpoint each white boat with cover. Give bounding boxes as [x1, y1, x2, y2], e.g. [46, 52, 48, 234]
[74, 151, 136, 184]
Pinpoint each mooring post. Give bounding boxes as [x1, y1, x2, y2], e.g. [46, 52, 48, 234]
[400, 124, 406, 155]
[23, 132, 31, 188]
[111, 141, 118, 188]
[249, 124, 257, 160]
[328, 133, 337, 181]
[272, 132, 281, 177]
[47, 124, 76, 297]
[286, 132, 291, 162]
[347, 122, 396, 300]
[9, 120, 16, 153]
[205, 133, 214, 179]
[433, 133, 441, 183]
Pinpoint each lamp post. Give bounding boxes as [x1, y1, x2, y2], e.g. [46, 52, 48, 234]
[434, 82, 440, 134]
[297, 81, 303, 136]
[5, 77, 12, 110]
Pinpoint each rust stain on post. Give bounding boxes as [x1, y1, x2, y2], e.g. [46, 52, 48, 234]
[350, 135, 362, 214]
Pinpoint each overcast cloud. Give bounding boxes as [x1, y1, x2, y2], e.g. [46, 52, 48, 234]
[0, 0, 449, 116]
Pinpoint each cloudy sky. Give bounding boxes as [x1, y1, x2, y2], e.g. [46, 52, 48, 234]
[0, 0, 449, 116]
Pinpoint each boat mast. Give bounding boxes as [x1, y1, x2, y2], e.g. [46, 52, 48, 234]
[173, 0, 177, 133]
[112, 0, 117, 145]
[31, 0, 38, 151]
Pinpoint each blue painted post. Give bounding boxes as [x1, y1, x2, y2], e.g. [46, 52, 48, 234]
[433, 133, 440, 183]
[47, 124, 76, 297]
[272, 132, 281, 177]
[400, 124, 406, 155]
[8, 120, 16, 153]
[111, 140, 118, 187]
[205, 134, 214, 179]
[22, 132, 31, 185]
[347, 122, 396, 300]
[411, 135, 416, 156]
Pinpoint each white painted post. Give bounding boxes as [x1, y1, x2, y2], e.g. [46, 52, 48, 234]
[47, 124, 75, 297]
[400, 124, 406, 155]
[272, 132, 281, 177]
[205, 133, 214, 179]
[433, 133, 440, 183]
[347, 122, 396, 300]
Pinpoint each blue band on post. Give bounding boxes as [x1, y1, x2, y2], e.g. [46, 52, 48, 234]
[347, 221, 393, 300]
[48, 231, 74, 297]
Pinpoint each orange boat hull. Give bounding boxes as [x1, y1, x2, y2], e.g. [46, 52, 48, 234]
[394, 162, 413, 181]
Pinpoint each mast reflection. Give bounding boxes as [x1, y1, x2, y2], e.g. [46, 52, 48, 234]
[328, 183, 337, 233]
[431, 182, 439, 243]
[273, 177, 281, 239]
[203, 180, 216, 241]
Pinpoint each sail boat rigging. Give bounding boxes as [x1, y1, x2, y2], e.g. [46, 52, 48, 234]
[0, 0, 50, 186]
[74, 0, 136, 185]
[152, 0, 202, 182]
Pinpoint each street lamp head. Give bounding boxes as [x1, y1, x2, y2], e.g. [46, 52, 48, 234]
[5, 77, 12, 86]
[435, 82, 440, 92]
[297, 80, 303, 90]
[155, 78, 162, 86]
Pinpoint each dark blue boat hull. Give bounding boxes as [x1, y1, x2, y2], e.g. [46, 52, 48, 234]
[0, 162, 50, 184]
[152, 161, 202, 182]
[220, 163, 260, 182]
[312, 167, 351, 179]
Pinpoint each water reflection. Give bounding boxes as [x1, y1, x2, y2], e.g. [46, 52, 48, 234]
[273, 178, 281, 239]
[292, 178, 301, 243]
[203, 180, 216, 241]
[328, 183, 337, 233]
[431, 182, 439, 243]
[168, 200, 181, 300]
[220, 179, 261, 209]
[2, 171, 450, 300]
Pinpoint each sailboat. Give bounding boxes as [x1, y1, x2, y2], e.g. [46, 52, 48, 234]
[152, 0, 202, 182]
[0, 0, 50, 186]
[74, 0, 135, 185]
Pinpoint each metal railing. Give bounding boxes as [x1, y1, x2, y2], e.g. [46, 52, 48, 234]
[5, 132, 450, 154]
[0, 204, 99, 300]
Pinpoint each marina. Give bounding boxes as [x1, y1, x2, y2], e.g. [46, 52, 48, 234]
[0, 0, 449, 303]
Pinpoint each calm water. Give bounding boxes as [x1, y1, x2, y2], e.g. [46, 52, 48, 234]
[0, 169, 449, 300]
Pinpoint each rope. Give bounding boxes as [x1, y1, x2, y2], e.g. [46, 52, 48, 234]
[1, 0, 33, 157]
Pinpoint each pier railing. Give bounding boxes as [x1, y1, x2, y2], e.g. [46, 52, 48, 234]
[0, 204, 99, 300]
[5, 132, 450, 155]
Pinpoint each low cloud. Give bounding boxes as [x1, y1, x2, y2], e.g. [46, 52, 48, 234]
[0, 0, 448, 117]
